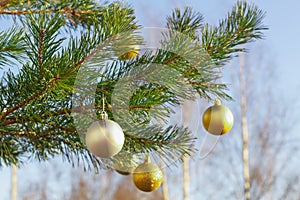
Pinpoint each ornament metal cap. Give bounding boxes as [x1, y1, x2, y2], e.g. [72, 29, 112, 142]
[100, 111, 108, 120]
[214, 99, 221, 105]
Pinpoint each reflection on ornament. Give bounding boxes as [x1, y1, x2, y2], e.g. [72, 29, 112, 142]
[115, 169, 131, 175]
[202, 99, 234, 135]
[85, 114, 124, 158]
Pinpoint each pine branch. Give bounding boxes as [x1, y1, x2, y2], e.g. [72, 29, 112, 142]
[0, 0, 138, 28]
[124, 125, 195, 165]
[166, 7, 203, 40]
[163, 8, 233, 100]
[0, 1, 267, 169]
[0, 78, 56, 121]
[0, 27, 25, 66]
[0, 0, 103, 25]
[0, 13, 65, 120]
[1, 3, 136, 119]
[0, 1, 141, 168]
[201, 1, 267, 65]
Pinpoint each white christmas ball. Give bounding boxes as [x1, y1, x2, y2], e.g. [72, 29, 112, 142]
[85, 120, 125, 158]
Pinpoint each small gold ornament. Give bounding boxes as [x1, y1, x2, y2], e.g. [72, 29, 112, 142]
[118, 49, 139, 60]
[133, 158, 163, 192]
[202, 99, 234, 135]
[119, 48, 139, 60]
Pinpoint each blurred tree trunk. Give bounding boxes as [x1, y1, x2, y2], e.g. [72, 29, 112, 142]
[11, 164, 17, 200]
[161, 165, 170, 200]
[182, 100, 193, 200]
[239, 53, 251, 200]
[69, 176, 89, 200]
[183, 157, 190, 200]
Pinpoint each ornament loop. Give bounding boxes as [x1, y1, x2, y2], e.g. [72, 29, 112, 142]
[144, 155, 150, 163]
[99, 111, 108, 120]
[214, 99, 221, 105]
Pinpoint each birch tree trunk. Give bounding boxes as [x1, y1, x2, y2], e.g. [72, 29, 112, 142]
[183, 157, 190, 200]
[11, 164, 17, 200]
[182, 100, 193, 200]
[239, 53, 251, 200]
[161, 166, 170, 200]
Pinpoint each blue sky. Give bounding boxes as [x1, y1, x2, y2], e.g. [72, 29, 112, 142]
[1, 0, 300, 199]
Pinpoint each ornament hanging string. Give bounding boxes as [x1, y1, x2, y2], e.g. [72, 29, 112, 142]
[102, 93, 105, 112]
[100, 89, 108, 121]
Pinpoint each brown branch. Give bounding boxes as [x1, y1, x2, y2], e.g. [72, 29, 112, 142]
[0, 9, 103, 16]
[2, 127, 77, 137]
[222, 30, 242, 49]
[206, 26, 246, 59]
[125, 134, 181, 146]
[165, 55, 181, 65]
[1, 47, 19, 51]
[187, 81, 220, 88]
[1, 105, 153, 126]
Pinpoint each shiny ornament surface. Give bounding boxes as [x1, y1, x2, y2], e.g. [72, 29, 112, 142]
[85, 120, 124, 158]
[202, 99, 234, 135]
[118, 49, 138, 60]
[113, 153, 140, 175]
[133, 162, 163, 192]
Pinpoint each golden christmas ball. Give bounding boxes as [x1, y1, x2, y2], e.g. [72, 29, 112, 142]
[202, 99, 234, 135]
[85, 119, 124, 158]
[118, 49, 138, 60]
[133, 161, 163, 192]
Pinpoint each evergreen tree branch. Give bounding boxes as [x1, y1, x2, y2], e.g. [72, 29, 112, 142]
[124, 125, 195, 164]
[1, 2, 137, 120]
[201, 1, 267, 65]
[0, 1, 140, 168]
[0, 1, 267, 169]
[0, 13, 65, 120]
[163, 8, 232, 100]
[0, 78, 56, 121]
[0, 27, 26, 66]
[0, 0, 137, 28]
[166, 7, 203, 40]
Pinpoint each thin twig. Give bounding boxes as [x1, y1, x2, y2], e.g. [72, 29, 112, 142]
[0, 9, 103, 16]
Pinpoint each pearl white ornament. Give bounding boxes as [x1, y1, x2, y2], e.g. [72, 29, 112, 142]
[85, 118, 124, 158]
